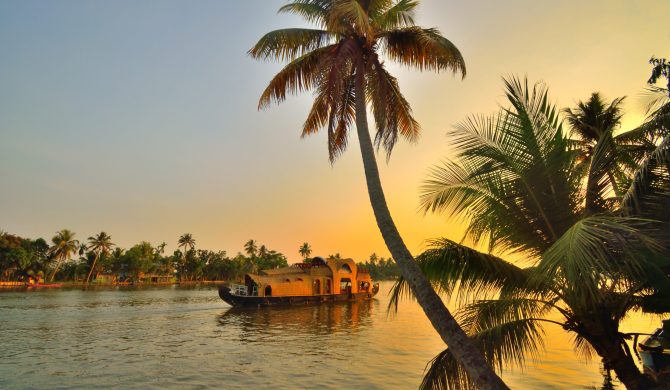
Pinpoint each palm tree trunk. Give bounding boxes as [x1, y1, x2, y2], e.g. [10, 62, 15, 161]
[353, 64, 509, 389]
[48, 261, 60, 282]
[584, 331, 655, 389]
[84, 252, 100, 284]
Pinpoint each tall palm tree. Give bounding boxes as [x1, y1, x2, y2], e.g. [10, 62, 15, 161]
[47, 229, 80, 282]
[299, 242, 312, 260]
[244, 239, 258, 258]
[84, 231, 114, 284]
[177, 234, 195, 281]
[391, 77, 669, 390]
[249, 2, 507, 388]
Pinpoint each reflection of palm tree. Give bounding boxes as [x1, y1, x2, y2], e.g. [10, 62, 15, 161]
[244, 239, 257, 258]
[299, 242, 312, 260]
[85, 231, 114, 284]
[47, 229, 80, 281]
[248, 3, 504, 387]
[394, 77, 665, 389]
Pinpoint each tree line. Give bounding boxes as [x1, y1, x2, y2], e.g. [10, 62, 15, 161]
[0, 232, 289, 284]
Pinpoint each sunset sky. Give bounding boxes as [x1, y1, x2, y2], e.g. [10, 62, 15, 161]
[1, 0, 668, 262]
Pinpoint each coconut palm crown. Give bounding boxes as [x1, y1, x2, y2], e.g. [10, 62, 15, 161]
[249, 0, 464, 161]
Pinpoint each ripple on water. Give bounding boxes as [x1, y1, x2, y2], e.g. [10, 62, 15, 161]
[0, 283, 656, 389]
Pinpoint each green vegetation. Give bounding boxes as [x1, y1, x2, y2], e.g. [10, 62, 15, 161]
[0, 231, 289, 284]
[391, 69, 669, 389]
[249, 2, 508, 388]
[359, 253, 400, 280]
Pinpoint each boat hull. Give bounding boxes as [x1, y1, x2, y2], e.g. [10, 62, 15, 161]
[218, 285, 378, 307]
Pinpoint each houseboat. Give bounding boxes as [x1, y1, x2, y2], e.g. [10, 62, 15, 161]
[218, 257, 379, 307]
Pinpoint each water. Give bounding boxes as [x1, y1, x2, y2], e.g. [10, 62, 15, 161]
[0, 282, 660, 389]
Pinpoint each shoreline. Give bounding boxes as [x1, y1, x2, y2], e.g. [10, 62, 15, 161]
[0, 280, 227, 290]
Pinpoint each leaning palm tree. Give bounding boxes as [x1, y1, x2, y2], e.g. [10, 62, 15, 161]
[391, 77, 669, 390]
[47, 229, 80, 282]
[249, 2, 507, 388]
[299, 242, 312, 260]
[84, 232, 114, 284]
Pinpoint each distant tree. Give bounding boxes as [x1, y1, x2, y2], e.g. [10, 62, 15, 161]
[85, 232, 114, 284]
[155, 242, 167, 255]
[47, 229, 79, 281]
[244, 239, 258, 258]
[177, 233, 195, 255]
[120, 242, 155, 281]
[299, 242, 312, 261]
[648, 56, 670, 92]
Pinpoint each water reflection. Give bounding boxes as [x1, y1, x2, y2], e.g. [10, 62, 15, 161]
[217, 300, 375, 337]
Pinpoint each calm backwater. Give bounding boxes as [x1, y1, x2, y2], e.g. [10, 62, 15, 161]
[0, 282, 660, 389]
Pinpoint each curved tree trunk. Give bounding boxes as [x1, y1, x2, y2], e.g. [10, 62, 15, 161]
[584, 330, 656, 389]
[353, 65, 509, 389]
[48, 261, 61, 282]
[84, 252, 100, 284]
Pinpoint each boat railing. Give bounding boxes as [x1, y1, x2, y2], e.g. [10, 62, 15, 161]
[230, 284, 249, 296]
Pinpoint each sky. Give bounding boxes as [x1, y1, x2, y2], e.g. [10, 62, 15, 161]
[0, 0, 668, 263]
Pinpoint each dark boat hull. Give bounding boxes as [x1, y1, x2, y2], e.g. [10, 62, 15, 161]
[218, 285, 378, 307]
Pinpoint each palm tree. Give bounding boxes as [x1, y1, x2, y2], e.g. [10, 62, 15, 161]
[563, 93, 629, 201]
[391, 77, 669, 389]
[244, 239, 258, 258]
[84, 232, 114, 284]
[47, 229, 80, 282]
[249, 2, 507, 388]
[648, 57, 670, 92]
[177, 233, 195, 255]
[299, 242, 312, 260]
[177, 234, 195, 281]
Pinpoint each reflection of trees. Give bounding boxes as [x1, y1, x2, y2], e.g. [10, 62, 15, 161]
[217, 301, 375, 338]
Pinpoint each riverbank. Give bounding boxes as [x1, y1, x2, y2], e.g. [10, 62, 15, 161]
[0, 280, 227, 290]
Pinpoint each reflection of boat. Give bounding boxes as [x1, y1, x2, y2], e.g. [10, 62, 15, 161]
[27, 283, 63, 288]
[218, 257, 379, 307]
[638, 320, 670, 380]
[218, 299, 374, 335]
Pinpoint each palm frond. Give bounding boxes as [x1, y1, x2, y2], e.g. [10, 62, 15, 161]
[538, 215, 664, 302]
[420, 318, 546, 390]
[248, 28, 334, 62]
[367, 56, 420, 158]
[278, 0, 331, 27]
[258, 45, 334, 109]
[371, 0, 417, 29]
[380, 27, 465, 75]
[621, 134, 670, 229]
[387, 238, 530, 313]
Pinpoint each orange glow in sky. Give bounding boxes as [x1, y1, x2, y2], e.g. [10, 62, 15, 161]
[1, 0, 668, 262]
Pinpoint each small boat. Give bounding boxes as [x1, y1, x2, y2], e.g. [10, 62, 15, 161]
[219, 257, 379, 307]
[638, 320, 670, 379]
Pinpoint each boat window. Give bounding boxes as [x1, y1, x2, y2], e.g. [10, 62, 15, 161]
[340, 264, 352, 273]
[264, 285, 272, 297]
[284, 278, 290, 282]
[313, 279, 321, 295]
[325, 279, 331, 294]
[295, 278, 303, 282]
